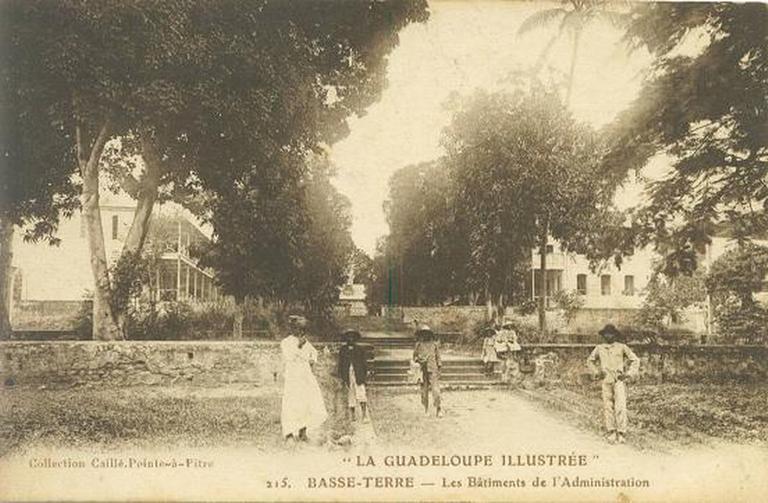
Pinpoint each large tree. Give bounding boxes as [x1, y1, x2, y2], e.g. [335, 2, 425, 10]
[198, 155, 306, 338]
[290, 157, 356, 320]
[705, 243, 768, 344]
[605, 2, 768, 275]
[517, 0, 631, 331]
[443, 88, 613, 327]
[3, 0, 428, 339]
[382, 161, 469, 306]
[0, 43, 80, 337]
[200, 152, 355, 336]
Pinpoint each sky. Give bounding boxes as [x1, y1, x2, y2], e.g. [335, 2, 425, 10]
[329, 0, 658, 255]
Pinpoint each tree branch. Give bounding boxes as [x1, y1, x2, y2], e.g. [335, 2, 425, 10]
[115, 168, 141, 199]
[87, 119, 113, 171]
[75, 121, 88, 174]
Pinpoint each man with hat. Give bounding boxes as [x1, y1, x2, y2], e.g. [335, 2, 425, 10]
[337, 328, 369, 422]
[587, 324, 640, 444]
[412, 324, 442, 418]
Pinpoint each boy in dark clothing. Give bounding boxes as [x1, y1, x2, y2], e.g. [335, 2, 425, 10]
[338, 329, 369, 421]
[413, 324, 442, 418]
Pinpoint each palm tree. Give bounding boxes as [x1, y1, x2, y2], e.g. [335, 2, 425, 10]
[517, 0, 629, 334]
[518, 0, 630, 105]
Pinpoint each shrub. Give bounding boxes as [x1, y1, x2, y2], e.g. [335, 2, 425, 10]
[713, 295, 768, 345]
[124, 301, 280, 340]
[125, 302, 195, 340]
[465, 315, 541, 344]
[513, 299, 537, 316]
[634, 268, 707, 334]
[465, 318, 495, 344]
[707, 243, 768, 344]
[513, 318, 542, 343]
[551, 290, 584, 324]
[72, 298, 93, 340]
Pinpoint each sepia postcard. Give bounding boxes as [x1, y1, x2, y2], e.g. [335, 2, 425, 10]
[1, 0, 766, 502]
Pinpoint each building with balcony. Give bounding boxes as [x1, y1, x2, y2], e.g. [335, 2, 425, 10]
[9, 193, 221, 329]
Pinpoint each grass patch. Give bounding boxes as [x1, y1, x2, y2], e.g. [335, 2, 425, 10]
[0, 385, 352, 456]
[519, 382, 768, 451]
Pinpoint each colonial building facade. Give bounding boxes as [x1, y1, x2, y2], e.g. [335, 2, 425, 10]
[10, 194, 221, 329]
[528, 236, 768, 334]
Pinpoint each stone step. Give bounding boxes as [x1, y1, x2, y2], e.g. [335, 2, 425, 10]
[372, 359, 487, 368]
[369, 381, 502, 388]
[362, 337, 415, 341]
[373, 365, 494, 375]
[371, 373, 499, 383]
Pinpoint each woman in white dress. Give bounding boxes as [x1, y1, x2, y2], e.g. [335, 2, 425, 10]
[280, 327, 328, 442]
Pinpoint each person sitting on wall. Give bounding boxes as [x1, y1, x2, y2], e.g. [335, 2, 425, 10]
[481, 327, 499, 376]
[413, 324, 442, 418]
[280, 315, 327, 443]
[337, 328, 369, 422]
[587, 323, 640, 445]
[494, 319, 522, 383]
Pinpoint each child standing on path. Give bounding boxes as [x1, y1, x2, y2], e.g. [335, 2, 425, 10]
[481, 327, 499, 376]
[413, 325, 442, 418]
[587, 324, 640, 444]
[337, 329, 369, 422]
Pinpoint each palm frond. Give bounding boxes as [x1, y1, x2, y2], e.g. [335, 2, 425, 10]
[596, 10, 631, 29]
[558, 10, 586, 34]
[517, 8, 568, 36]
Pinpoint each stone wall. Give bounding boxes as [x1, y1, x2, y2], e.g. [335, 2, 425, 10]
[2, 341, 764, 391]
[381, 306, 707, 337]
[565, 308, 638, 335]
[399, 306, 487, 332]
[11, 300, 90, 331]
[0, 341, 342, 391]
[507, 344, 768, 387]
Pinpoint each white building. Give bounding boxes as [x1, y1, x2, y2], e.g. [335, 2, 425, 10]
[10, 193, 221, 329]
[530, 241, 656, 310]
[529, 236, 768, 334]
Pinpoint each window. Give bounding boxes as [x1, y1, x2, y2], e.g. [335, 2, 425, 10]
[601, 275, 611, 296]
[576, 274, 587, 295]
[545, 244, 554, 254]
[624, 275, 635, 296]
[111, 215, 119, 240]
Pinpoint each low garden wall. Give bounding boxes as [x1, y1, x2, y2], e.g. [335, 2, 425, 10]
[510, 344, 768, 387]
[11, 300, 90, 331]
[2, 341, 765, 391]
[0, 341, 342, 391]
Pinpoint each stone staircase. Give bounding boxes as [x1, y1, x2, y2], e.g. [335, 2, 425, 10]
[361, 332, 504, 388]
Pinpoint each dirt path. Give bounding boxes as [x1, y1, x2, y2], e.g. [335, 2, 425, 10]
[365, 388, 623, 452]
[2, 387, 766, 502]
[342, 387, 768, 502]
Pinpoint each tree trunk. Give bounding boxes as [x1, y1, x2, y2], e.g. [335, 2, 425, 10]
[485, 284, 493, 322]
[0, 219, 14, 338]
[497, 292, 506, 321]
[565, 30, 581, 107]
[78, 119, 122, 340]
[123, 132, 162, 255]
[538, 221, 548, 336]
[113, 132, 163, 335]
[232, 297, 244, 340]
